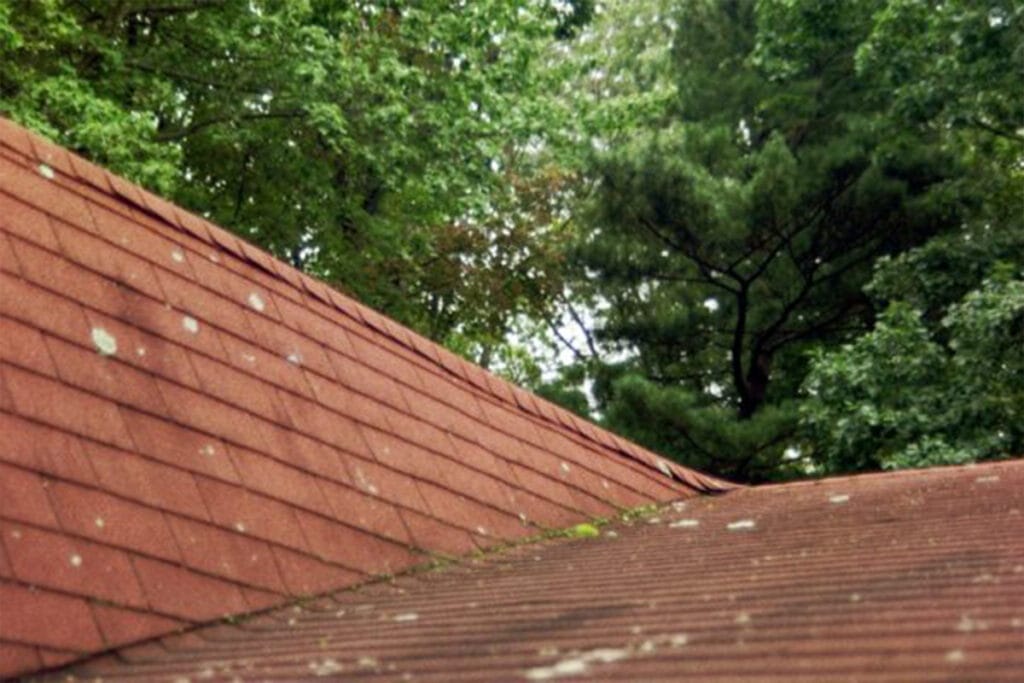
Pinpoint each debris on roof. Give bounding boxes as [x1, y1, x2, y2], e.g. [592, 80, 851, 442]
[0, 118, 734, 678]
[53, 460, 1024, 681]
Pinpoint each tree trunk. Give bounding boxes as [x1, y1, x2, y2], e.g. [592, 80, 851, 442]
[738, 351, 772, 420]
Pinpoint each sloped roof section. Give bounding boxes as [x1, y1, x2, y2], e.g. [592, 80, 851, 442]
[0, 117, 734, 678]
[52, 460, 1024, 681]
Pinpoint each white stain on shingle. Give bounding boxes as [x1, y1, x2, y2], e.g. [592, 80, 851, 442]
[394, 613, 419, 623]
[524, 648, 630, 680]
[727, 519, 756, 531]
[234, 522, 247, 533]
[669, 519, 699, 529]
[476, 526, 489, 536]
[171, 249, 185, 263]
[199, 444, 216, 457]
[560, 462, 571, 474]
[247, 292, 266, 312]
[945, 649, 965, 663]
[829, 494, 850, 504]
[286, 352, 302, 365]
[94, 517, 105, 529]
[182, 316, 199, 334]
[91, 327, 118, 356]
[136, 346, 146, 357]
[69, 554, 83, 568]
[975, 475, 1000, 484]
[956, 615, 989, 632]
[656, 460, 673, 478]
[354, 468, 379, 496]
[735, 611, 751, 625]
[38, 164, 55, 179]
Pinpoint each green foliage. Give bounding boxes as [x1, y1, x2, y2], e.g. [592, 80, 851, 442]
[562, 0, 976, 480]
[566, 522, 601, 538]
[802, 273, 1023, 472]
[0, 0, 573, 354]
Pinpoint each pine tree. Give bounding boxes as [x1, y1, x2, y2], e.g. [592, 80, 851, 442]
[576, 1, 973, 481]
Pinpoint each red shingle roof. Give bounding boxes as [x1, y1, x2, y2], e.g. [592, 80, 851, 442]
[53, 460, 1024, 681]
[0, 118, 734, 678]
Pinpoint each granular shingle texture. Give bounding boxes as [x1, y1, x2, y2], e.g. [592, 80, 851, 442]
[0, 119, 733, 678]
[50, 459, 1024, 682]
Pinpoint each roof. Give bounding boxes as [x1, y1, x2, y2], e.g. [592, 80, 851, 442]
[0, 118, 734, 679]
[50, 459, 1024, 681]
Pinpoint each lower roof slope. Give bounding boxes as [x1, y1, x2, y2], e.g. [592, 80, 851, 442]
[0, 117, 733, 678]
[49, 459, 1024, 681]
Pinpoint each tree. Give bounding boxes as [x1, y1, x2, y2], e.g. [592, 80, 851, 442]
[560, 0, 982, 481]
[798, 0, 1024, 474]
[802, 269, 1023, 473]
[0, 0, 575, 353]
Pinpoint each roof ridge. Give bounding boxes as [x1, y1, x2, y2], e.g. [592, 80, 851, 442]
[0, 116, 735, 494]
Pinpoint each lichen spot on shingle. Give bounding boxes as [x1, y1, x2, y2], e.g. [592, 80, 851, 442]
[91, 327, 118, 356]
[171, 249, 185, 263]
[286, 351, 302, 365]
[199, 444, 216, 457]
[976, 475, 1000, 484]
[656, 460, 673, 478]
[956, 614, 989, 632]
[182, 316, 199, 334]
[560, 462, 571, 474]
[38, 163, 55, 179]
[829, 494, 850, 504]
[394, 613, 419, 623]
[308, 659, 342, 677]
[727, 519, 756, 531]
[69, 553, 83, 568]
[94, 517, 105, 529]
[247, 292, 266, 312]
[945, 649, 965, 663]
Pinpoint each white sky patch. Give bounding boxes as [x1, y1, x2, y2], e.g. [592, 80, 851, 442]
[783, 446, 802, 461]
[702, 297, 719, 312]
[705, 382, 724, 398]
